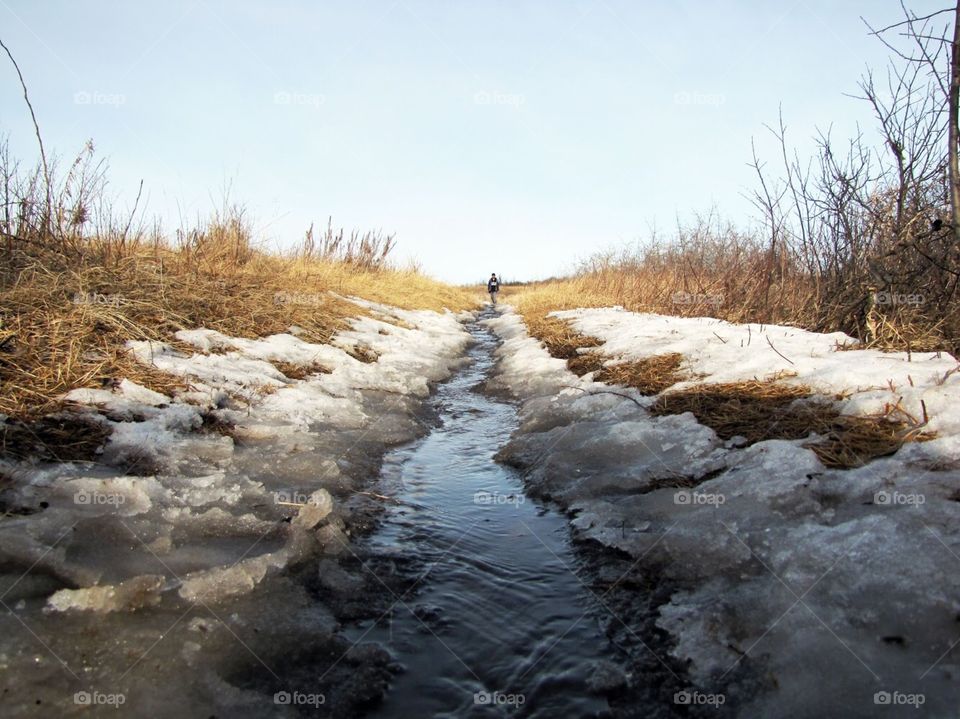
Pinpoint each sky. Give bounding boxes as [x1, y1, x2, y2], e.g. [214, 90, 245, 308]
[0, 1, 950, 284]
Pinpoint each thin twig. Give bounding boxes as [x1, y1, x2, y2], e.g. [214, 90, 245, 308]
[765, 335, 795, 365]
[0, 36, 51, 232]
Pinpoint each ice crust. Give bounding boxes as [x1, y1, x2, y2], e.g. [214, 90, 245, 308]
[484, 306, 960, 716]
[2, 298, 469, 615]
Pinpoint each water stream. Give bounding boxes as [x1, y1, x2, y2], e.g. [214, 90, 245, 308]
[343, 313, 626, 718]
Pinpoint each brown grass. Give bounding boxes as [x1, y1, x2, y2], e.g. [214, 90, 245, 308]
[0, 249, 475, 423]
[523, 313, 603, 360]
[566, 352, 606, 377]
[651, 379, 825, 443]
[513, 291, 690, 394]
[0, 138, 477, 465]
[0, 413, 111, 462]
[270, 360, 332, 380]
[650, 379, 932, 469]
[502, 217, 957, 354]
[594, 353, 688, 395]
[510, 293, 608, 382]
[809, 413, 933, 469]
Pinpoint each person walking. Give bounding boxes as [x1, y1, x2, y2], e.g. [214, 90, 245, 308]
[487, 273, 500, 305]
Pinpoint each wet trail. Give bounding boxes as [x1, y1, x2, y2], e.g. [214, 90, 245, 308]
[343, 312, 628, 718]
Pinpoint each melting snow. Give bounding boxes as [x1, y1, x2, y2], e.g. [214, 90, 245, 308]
[486, 306, 960, 716]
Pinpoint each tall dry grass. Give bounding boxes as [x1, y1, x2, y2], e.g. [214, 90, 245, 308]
[0, 140, 475, 420]
[509, 208, 958, 355]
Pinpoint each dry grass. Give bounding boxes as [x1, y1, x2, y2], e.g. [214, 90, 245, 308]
[650, 379, 933, 469]
[566, 352, 607, 377]
[0, 252, 474, 422]
[526, 315, 603, 360]
[810, 413, 933, 469]
[269, 360, 332, 380]
[503, 215, 958, 355]
[513, 289, 689, 394]
[651, 380, 834, 443]
[0, 205, 476, 449]
[508, 288, 604, 366]
[0, 138, 477, 464]
[0, 413, 111, 462]
[594, 354, 688, 395]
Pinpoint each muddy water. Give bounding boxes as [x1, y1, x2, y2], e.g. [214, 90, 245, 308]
[343, 314, 629, 718]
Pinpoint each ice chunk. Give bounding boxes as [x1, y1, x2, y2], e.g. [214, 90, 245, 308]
[46, 574, 165, 613]
[291, 489, 334, 529]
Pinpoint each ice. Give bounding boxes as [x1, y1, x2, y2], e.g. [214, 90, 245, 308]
[0, 297, 471, 714]
[0, 528, 102, 588]
[46, 574, 165, 613]
[291, 489, 334, 529]
[178, 554, 278, 604]
[498, 413, 724, 502]
[64, 378, 173, 417]
[485, 304, 960, 714]
[483, 309, 575, 398]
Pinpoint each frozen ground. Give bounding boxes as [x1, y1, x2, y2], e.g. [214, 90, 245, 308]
[485, 306, 960, 718]
[6, 295, 960, 717]
[0, 296, 471, 716]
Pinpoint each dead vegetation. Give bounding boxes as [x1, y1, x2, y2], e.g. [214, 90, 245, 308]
[342, 344, 380, 364]
[0, 413, 110, 462]
[522, 313, 602, 361]
[270, 360, 332, 380]
[0, 134, 475, 467]
[650, 379, 829, 444]
[594, 354, 687, 396]
[518, 295, 691, 395]
[654, 378, 932, 469]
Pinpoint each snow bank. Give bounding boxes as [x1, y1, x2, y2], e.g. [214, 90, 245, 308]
[486, 306, 960, 717]
[557, 307, 960, 435]
[1, 296, 470, 616]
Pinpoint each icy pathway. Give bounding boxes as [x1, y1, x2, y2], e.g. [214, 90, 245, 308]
[340, 311, 631, 718]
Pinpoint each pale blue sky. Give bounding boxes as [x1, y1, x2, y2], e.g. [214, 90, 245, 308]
[0, 1, 947, 283]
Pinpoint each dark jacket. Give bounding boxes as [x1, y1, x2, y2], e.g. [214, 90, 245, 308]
[487, 277, 500, 293]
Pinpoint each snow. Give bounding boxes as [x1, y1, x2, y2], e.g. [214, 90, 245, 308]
[4, 296, 471, 618]
[555, 307, 960, 435]
[9, 294, 960, 713]
[485, 305, 960, 716]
